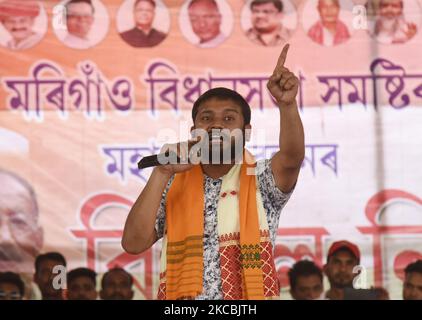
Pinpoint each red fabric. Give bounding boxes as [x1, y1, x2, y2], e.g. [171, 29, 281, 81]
[307, 20, 350, 46]
[0, 1, 40, 18]
[219, 231, 280, 300]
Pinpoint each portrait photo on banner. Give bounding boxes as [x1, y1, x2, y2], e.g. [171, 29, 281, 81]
[52, 0, 110, 50]
[179, 0, 234, 48]
[0, 0, 47, 50]
[117, 0, 170, 48]
[241, 0, 298, 47]
[301, 0, 355, 47]
[365, 0, 421, 45]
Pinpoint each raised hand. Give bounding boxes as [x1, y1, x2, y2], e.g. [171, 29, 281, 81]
[267, 44, 299, 107]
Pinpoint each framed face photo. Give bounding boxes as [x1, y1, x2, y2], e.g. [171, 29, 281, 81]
[179, 0, 234, 48]
[52, 0, 110, 50]
[365, 0, 421, 45]
[241, 0, 297, 47]
[117, 0, 170, 48]
[302, 0, 355, 47]
[0, 0, 48, 50]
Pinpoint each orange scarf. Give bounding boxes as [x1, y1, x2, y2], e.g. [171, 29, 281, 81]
[158, 154, 279, 300]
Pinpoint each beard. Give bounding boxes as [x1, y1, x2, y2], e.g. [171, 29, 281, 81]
[331, 273, 354, 289]
[199, 128, 246, 165]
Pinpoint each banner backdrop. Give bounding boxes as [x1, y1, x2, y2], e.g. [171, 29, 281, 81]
[1, 0, 422, 299]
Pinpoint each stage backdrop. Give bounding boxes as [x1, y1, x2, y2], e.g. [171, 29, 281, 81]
[1, 0, 422, 299]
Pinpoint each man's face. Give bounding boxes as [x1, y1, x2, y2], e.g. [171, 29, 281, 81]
[134, 1, 155, 29]
[251, 2, 282, 33]
[193, 98, 250, 163]
[34, 259, 64, 299]
[379, 0, 403, 20]
[100, 270, 134, 300]
[324, 250, 358, 288]
[66, 2, 94, 39]
[188, 1, 221, 42]
[1, 16, 35, 41]
[290, 274, 323, 300]
[67, 276, 97, 300]
[318, 0, 340, 24]
[403, 272, 422, 300]
[0, 282, 22, 300]
[0, 173, 42, 273]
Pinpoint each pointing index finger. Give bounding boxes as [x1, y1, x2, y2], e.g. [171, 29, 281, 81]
[274, 43, 290, 71]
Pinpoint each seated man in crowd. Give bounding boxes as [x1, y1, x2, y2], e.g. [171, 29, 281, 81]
[34, 252, 67, 300]
[66, 267, 97, 300]
[0, 271, 24, 300]
[324, 240, 360, 299]
[402, 259, 422, 300]
[100, 267, 134, 300]
[288, 260, 323, 300]
[324, 240, 389, 300]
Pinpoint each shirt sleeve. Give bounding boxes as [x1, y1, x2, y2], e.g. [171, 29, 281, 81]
[154, 176, 174, 239]
[256, 158, 296, 232]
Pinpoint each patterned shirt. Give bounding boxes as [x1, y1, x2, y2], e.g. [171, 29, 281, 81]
[155, 159, 294, 299]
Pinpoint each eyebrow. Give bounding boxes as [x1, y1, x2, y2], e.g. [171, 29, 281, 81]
[198, 108, 240, 115]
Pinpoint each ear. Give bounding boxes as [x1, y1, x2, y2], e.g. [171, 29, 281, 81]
[244, 124, 252, 142]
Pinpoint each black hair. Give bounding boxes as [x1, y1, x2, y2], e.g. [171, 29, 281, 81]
[404, 259, 422, 276]
[67, 267, 97, 286]
[0, 272, 25, 297]
[65, 0, 95, 14]
[35, 252, 67, 274]
[101, 267, 133, 289]
[288, 260, 323, 291]
[191, 87, 251, 125]
[250, 0, 283, 13]
[134, 0, 156, 8]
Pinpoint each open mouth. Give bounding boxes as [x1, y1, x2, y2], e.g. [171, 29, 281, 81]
[210, 135, 224, 144]
[208, 131, 229, 144]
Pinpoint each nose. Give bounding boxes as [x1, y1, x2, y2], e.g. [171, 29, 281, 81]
[196, 19, 207, 29]
[0, 218, 14, 244]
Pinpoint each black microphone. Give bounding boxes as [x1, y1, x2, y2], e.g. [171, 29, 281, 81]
[137, 151, 181, 169]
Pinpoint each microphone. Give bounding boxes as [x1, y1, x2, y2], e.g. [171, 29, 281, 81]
[137, 151, 181, 169]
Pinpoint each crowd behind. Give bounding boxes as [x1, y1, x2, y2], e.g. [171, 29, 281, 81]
[0, 240, 421, 300]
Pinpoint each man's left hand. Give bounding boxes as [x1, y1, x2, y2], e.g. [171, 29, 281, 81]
[267, 44, 299, 107]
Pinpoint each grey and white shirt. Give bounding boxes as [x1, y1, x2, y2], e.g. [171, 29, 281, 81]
[155, 159, 294, 300]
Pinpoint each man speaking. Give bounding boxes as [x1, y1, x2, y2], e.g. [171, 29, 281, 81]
[122, 44, 304, 300]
